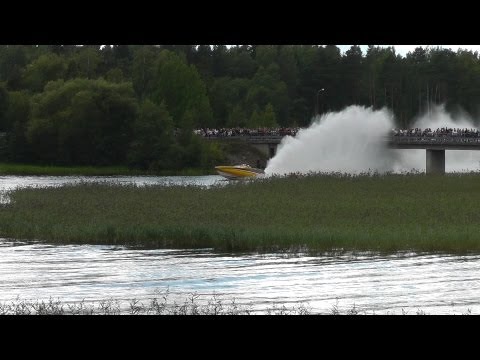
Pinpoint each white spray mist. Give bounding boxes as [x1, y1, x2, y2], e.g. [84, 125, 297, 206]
[409, 104, 480, 172]
[265, 104, 480, 175]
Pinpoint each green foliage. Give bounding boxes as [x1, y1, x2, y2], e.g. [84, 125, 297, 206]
[27, 78, 137, 165]
[247, 103, 278, 128]
[131, 46, 160, 99]
[22, 53, 67, 92]
[263, 103, 278, 127]
[0, 46, 27, 90]
[128, 100, 174, 170]
[247, 107, 262, 128]
[105, 68, 124, 83]
[226, 104, 247, 127]
[152, 50, 213, 128]
[255, 45, 278, 67]
[209, 77, 250, 127]
[226, 46, 258, 78]
[199, 140, 224, 168]
[246, 64, 289, 125]
[0, 83, 9, 131]
[73, 46, 102, 79]
[4, 91, 31, 161]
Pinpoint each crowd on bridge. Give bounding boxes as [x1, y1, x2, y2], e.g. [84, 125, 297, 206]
[392, 127, 480, 138]
[194, 127, 300, 138]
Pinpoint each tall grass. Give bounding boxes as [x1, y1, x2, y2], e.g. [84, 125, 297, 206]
[2, 172, 480, 253]
[0, 294, 473, 315]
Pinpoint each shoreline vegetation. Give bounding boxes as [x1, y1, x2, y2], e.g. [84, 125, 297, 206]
[0, 162, 214, 176]
[2, 172, 480, 253]
[0, 293, 472, 315]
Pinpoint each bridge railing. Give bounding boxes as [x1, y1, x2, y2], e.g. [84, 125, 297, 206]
[389, 136, 480, 145]
[246, 136, 284, 143]
[201, 135, 285, 143]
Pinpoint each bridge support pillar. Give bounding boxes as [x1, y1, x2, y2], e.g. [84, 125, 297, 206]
[268, 144, 276, 158]
[426, 149, 445, 175]
[251, 143, 278, 159]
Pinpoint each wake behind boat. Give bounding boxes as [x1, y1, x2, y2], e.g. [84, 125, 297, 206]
[215, 164, 265, 180]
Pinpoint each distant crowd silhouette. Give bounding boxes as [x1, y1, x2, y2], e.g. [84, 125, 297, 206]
[193, 127, 480, 139]
[195, 127, 299, 138]
[392, 127, 480, 138]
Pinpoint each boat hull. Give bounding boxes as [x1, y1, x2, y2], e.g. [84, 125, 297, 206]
[215, 166, 264, 180]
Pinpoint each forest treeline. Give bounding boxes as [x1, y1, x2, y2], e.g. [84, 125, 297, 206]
[0, 44, 478, 170]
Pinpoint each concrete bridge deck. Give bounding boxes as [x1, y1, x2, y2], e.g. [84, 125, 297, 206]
[388, 136, 480, 150]
[388, 136, 480, 174]
[202, 135, 284, 144]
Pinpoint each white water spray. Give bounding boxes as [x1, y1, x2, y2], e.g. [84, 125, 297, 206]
[265, 104, 480, 175]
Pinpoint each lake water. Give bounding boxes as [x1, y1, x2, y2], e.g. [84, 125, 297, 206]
[1, 175, 479, 314]
[0, 174, 226, 204]
[1, 239, 480, 314]
[0, 174, 225, 192]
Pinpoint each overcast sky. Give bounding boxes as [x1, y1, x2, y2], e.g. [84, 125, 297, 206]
[336, 45, 480, 57]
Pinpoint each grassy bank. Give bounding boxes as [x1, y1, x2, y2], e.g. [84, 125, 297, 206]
[2, 173, 480, 253]
[0, 162, 213, 176]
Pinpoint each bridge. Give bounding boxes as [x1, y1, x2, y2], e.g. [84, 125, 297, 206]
[388, 136, 480, 174]
[203, 132, 480, 174]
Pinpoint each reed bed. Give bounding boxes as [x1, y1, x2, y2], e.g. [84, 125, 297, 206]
[0, 293, 473, 315]
[2, 172, 480, 253]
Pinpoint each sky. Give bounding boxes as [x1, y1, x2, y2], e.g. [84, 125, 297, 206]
[336, 45, 480, 57]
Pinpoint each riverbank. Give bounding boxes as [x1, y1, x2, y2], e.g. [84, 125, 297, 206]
[0, 139, 266, 175]
[0, 163, 214, 176]
[2, 172, 480, 253]
[1, 295, 466, 315]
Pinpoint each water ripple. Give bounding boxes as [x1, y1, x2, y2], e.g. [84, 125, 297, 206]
[1, 238, 480, 314]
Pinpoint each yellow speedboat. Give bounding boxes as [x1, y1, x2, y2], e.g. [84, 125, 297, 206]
[215, 164, 265, 180]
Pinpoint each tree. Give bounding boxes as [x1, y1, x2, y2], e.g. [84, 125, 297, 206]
[192, 44, 214, 81]
[246, 103, 278, 128]
[22, 53, 67, 92]
[128, 100, 174, 170]
[4, 91, 32, 162]
[225, 46, 258, 78]
[0, 46, 27, 90]
[211, 45, 230, 77]
[247, 106, 262, 128]
[111, 45, 133, 76]
[151, 50, 213, 128]
[246, 64, 289, 125]
[255, 45, 278, 67]
[73, 46, 102, 79]
[0, 84, 8, 131]
[27, 78, 137, 165]
[226, 104, 248, 127]
[263, 103, 278, 127]
[105, 68, 124, 83]
[209, 77, 250, 127]
[277, 46, 298, 98]
[341, 45, 365, 106]
[132, 46, 159, 99]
